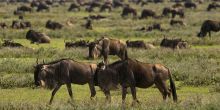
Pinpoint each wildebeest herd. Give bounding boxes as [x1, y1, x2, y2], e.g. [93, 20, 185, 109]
[0, 0, 220, 106]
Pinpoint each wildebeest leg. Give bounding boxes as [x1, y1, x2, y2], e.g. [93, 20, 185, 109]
[89, 82, 96, 99]
[156, 81, 170, 101]
[66, 83, 73, 100]
[122, 86, 127, 104]
[209, 31, 211, 37]
[130, 86, 139, 106]
[104, 90, 111, 102]
[49, 84, 61, 104]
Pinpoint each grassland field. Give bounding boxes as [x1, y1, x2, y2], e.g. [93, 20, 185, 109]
[0, 1, 220, 109]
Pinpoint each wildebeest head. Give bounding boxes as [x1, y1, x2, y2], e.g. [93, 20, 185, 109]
[197, 31, 206, 38]
[34, 61, 55, 89]
[88, 42, 101, 59]
[97, 61, 106, 70]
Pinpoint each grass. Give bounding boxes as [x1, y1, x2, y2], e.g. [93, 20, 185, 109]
[1, 85, 219, 110]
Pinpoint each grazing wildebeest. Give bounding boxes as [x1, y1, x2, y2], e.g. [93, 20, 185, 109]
[46, 20, 63, 30]
[34, 59, 98, 104]
[88, 37, 128, 64]
[171, 8, 184, 18]
[17, 5, 32, 12]
[207, 2, 220, 11]
[160, 37, 188, 49]
[126, 40, 155, 49]
[95, 58, 177, 103]
[113, 0, 124, 8]
[146, 23, 164, 31]
[85, 1, 102, 12]
[121, 6, 137, 18]
[45, 0, 53, 5]
[184, 2, 197, 9]
[170, 19, 186, 26]
[2, 39, 23, 47]
[197, 20, 220, 37]
[30, 1, 40, 7]
[26, 30, 51, 43]
[68, 3, 80, 11]
[139, 9, 156, 19]
[0, 22, 7, 29]
[172, 3, 183, 8]
[84, 15, 107, 20]
[65, 40, 89, 48]
[11, 20, 31, 29]
[37, 3, 50, 12]
[162, 7, 173, 17]
[100, 2, 112, 12]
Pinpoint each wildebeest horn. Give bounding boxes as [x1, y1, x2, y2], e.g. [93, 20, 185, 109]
[43, 59, 45, 64]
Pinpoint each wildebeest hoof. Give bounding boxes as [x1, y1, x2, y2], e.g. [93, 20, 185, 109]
[131, 100, 140, 106]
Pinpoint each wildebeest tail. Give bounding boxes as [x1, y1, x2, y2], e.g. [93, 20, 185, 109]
[168, 69, 177, 102]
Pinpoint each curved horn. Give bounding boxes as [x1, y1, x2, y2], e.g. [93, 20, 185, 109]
[43, 59, 45, 64]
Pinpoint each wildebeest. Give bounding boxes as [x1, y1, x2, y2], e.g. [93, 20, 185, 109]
[170, 19, 186, 26]
[88, 37, 128, 64]
[68, 3, 80, 11]
[162, 7, 173, 17]
[162, 7, 184, 18]
[113, 0, 124, 8]
[30, 1, 40, 7]
[37, 3, 50, 12]
[34, 59, 98, 104]
[0, 22, 7, 29]
[172, 3, 183, 8]
[100, 2, 112, 12]
[11, 20, 31, 29]
[160, 37, 188, 49]
[26, 29, 51, 43]
[207, 2, 220, 11]
[65, 40, 89, 48]
[171, 8, 184, 18]
[83, 19, 93, 29]
[95, 58, 177, 103]
[197, 20, 220, 37]
[17, 5, 32, 13]
[85, 1, 102, 12]
[139, 9, 156, 19]
[46, 20, 63, 30]
[84, 15, 107, 20]
[126, 40, 155, 49]
[184, 2, 197, 9]
[2, 39, 23, 47]
[146, 23, 165, 31]
[121, 6, 137, 18]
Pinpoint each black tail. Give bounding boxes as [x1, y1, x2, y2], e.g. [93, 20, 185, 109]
[168, 69, 177, 102]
